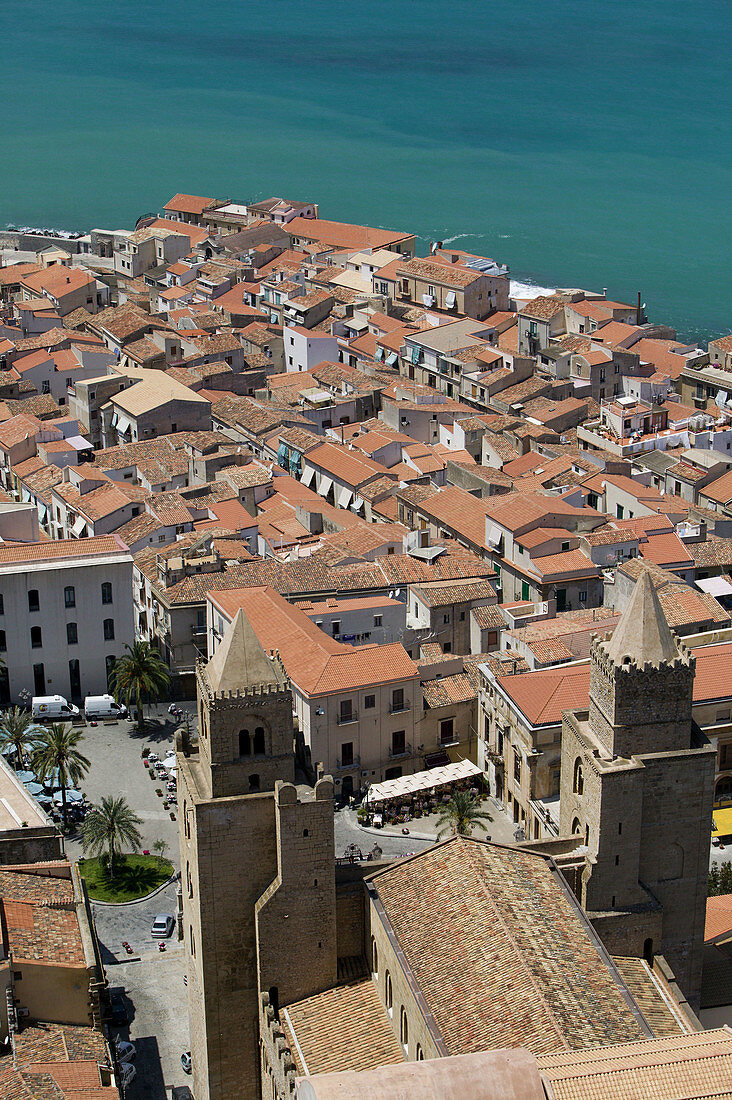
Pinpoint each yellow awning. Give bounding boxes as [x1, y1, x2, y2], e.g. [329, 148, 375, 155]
[712, 806, 732, 838]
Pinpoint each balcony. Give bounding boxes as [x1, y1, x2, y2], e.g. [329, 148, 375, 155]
[337, 708, 358, 725]
[336, 755, 360, 771]
[389, 700, 411, 714]
[389, 742, 412, 759]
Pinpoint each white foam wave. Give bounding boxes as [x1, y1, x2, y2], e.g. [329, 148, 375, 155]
[440, 233, 473, 245]
[510, 279, 556, 300]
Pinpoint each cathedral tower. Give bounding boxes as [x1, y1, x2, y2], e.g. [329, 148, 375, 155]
[178, 609, 337, 1100]
[560, 571, 715, 1006]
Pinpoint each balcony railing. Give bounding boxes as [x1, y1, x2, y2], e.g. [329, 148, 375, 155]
[389, 700, 411, 714]
[337, 709, 358, 725]
[389, 742, 412, 759]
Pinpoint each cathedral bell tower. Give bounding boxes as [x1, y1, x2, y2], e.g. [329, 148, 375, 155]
[560, 570, 715, 1007]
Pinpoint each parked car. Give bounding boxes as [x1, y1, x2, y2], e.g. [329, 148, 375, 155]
[151, 913, 175, 938]
[172, 1087, 193, 1100]
[181, 1051, 192, 1075]
[108, 997, 128, 1027]
[119, 1062, 137, 1089]
[116, 1040, 136, 1063]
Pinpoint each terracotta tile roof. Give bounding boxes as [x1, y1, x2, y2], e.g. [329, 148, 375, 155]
[412, 579, 493, 607]
[0, 535, 126, 565]
[21, 267, 95, 299]
[282, 979, 404, 1076]
[538, 1029, 732, 1100]
[163, 193, 214, 214]
[210, 585, 418, 696]
[470, 604, 506, 630]
[519, 295, 567, 321]
[286, 217, 413, 251]
[0, 413, 42, 448]
[611, 957, 687, 1038]
[422, 672, 477, 707]
[690, 535, 732, 568]
[370, 837, 647, 1056]
[705, 893, 732, 943]
[638, 531, 694, 567]
[527, 548, 600, 581]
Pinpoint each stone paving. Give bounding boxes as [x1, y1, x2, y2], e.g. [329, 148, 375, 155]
[95, 881, 188, 1099]
[64, 703, 195, 869]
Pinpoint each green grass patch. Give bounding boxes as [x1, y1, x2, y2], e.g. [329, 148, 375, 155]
[78, 854, 174, 903]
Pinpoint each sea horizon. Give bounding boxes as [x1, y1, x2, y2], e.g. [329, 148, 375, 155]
[2, 0, 729, 344]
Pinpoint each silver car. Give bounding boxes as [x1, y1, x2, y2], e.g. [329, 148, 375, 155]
[150, 913, 175, 938]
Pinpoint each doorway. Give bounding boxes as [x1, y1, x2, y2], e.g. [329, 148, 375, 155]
[69, 659, 81, 700]
[33, 663, 45, 695]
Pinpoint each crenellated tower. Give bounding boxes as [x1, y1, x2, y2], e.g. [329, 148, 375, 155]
[177, 608, 336, 1100]
[560, 570, 715, 1007]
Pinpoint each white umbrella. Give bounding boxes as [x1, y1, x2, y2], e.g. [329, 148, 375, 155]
[53, 788, 83, 805]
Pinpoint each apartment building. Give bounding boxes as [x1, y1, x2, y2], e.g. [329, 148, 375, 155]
[207, 585, 421, 794]
[0, 535, 133, 703]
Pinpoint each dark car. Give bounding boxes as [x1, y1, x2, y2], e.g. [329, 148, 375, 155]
[172, 1088, 193, 1100]
[108, 998, 128, 1027]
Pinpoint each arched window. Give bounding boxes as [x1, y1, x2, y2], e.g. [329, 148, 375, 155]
[28, 589, 39, 612]
[585, 824, 590, 846]
[239, 730, 251, 756]
[186, 861, 193, 898]
[372, 937, 378, 976]
[64, 585, 75, 608]
[31, 625, 42, 648]
[416, 1044, 424, 1061]
[249, 774, 260, 792]
[189, 926, 195, 956]
[573, 757, 584, 795]
[385, 970, 392, 1014]
[400, 1006, 409, 1049]
[571, 817, 582, 835]
[101, 582, 113, 605]
[66, 622, 78, 645]
[253, 726, 265, 754]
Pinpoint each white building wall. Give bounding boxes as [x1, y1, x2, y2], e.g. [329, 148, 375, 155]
[0, 550, 134, 703]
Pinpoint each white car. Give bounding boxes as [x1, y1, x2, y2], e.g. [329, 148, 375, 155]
[120, 1061, 136, 1090]
[116, 1039, 136, 1063]
[151, 913, 175, 938]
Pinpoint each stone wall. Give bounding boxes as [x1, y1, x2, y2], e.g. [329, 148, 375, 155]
[256, 779, 338, 1009]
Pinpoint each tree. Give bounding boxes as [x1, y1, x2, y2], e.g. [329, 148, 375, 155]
[110, 642, 171, 731]
[33, 723, 90, 828]
[152, 837, 169, 864]
[0, 707, 37, 769]
[82, 795, 143, 881]
[436, 789, 493, 840]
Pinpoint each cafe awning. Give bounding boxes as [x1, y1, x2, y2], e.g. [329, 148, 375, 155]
[364, 759, 482, 805]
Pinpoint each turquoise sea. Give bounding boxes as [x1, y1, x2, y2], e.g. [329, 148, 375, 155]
[2, 0, 730, 342]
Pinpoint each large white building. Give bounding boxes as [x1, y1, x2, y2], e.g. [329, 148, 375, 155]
[0, 535, 134, 704]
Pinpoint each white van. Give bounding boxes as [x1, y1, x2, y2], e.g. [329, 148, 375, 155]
[32, 695, 81, 721]
[84, 694, 128, 721]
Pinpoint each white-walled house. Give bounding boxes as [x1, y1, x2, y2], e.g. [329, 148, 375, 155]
[283, 325, 339, 373]
[0, 536, 133, 704]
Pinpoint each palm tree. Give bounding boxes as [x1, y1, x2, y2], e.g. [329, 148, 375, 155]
[0, 707, 38, 769]
[111, 642, 171, 731]
[82, 795, 143, 880]
[436, 789, 493, 840]
[33, 723, 90, 828]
